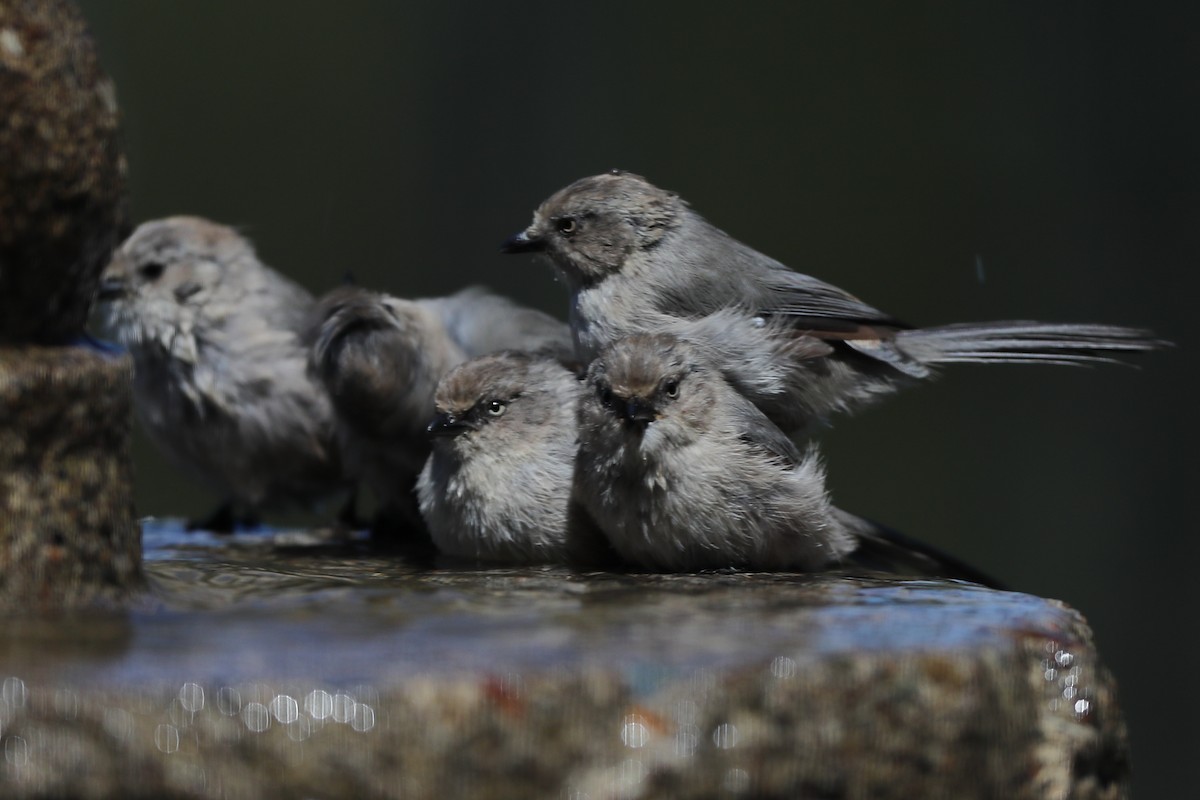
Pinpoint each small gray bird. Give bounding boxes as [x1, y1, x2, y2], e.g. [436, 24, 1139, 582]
[94, 216, 344, 531]
[504, 171, 1165, 432]
[416, 352, 602, 564]
[576, 332, 998, 581]
[305, 285, 573, 536]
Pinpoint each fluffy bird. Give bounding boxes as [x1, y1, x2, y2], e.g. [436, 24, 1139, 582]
[305, 285, 572, 534]
[575, 332, 998, 581]
[94, 216, 344, 531]
[416, 352, 604, 564]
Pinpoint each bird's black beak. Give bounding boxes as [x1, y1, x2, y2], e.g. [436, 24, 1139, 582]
[96, 276, 126, 301]
[500, 230, 546, 254]
[619, 398, 657, 428]
[427, 412, 477, 438]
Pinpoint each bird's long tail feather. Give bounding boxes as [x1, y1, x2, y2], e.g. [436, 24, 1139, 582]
[891, 321, 1168, 368]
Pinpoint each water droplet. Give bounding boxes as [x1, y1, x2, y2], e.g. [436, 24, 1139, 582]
[155, 724, 180, 754]
[305, 689, 334, 720]
[4, 736, 27, 766]
[270, 695, 299, 725]
[217, 687, 241, 716]
[770, 656, 797, 679]
[179, 683, 204, 713]
[675, 725, 699, 757]
[351, 703, 376, 733]
[332, 693, 355, 723]
[621, 716, 648, 749]
[2, 678, 26, 710]
[713, 722, 739, 749]
[243, 702, 270, 733]
[287, 716, 313, 742]
[53, 689, 78, 721]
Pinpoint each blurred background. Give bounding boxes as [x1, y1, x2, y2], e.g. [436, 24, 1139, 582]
[78, 1, 1196, 794]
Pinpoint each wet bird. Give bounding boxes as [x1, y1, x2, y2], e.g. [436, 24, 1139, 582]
[576, 332, 999, 582]
[417, 351, 602, 564]
[94, 217, 344, 531]
[504, 171, 1166, 432]
[305, 285, 573, 536]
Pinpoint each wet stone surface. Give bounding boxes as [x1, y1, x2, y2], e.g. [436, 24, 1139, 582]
[0, 522, 1128, 799]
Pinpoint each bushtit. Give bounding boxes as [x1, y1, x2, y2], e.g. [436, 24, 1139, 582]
[305, 285, 573, 535]
[416, 352, 600, 564]
[504, 171, 1165, 431]
[575, 332, 997, 581]
[94, 216, 344, 530]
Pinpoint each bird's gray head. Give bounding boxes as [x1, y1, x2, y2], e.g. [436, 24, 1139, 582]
[501, 171, 683, 285]
[94, 216, 256, 345]
[428, 352, 566, 452]
[585, 333, 714, 436]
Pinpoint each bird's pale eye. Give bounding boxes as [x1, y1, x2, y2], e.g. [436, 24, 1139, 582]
[555, 216, 577, 237]
[663, 379, 680, 399]
[486, 399, 507, 417]
[138, 262, 166, 281]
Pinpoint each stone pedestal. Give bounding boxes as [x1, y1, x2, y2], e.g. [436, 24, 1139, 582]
[0, 0, 139, 610]
[0, 542, 1130, 798]
[0, 0, 128, 344]
[0, 347, 141, 608]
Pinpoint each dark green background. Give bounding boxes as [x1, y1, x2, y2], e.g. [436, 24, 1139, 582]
[78, 2, 1197, 795]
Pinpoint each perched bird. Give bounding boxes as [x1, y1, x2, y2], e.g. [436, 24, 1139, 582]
[575, 332, 998, 582]
[416, 351, 608, 564]
[503, 171, 1165, 432]
[305, 285, 573, 535]
[94, 216, 345, 531]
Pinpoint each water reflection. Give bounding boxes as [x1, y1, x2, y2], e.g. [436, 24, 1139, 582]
[0, 518, 1084, 689]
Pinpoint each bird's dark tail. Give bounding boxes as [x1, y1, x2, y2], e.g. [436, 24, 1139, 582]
[834, 509, 1006, 589]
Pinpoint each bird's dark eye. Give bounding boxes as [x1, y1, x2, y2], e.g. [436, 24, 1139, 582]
[139, 262, 166, 281]
[555, 217, 577, 237]
[663, 379, 680, 399]
[598, 386, 613, 407]
[486, 399, 507, 417]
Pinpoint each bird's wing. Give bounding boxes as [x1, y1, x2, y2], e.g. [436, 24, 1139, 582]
[730, 389, 805, 468]
[758, 270, 910, 332]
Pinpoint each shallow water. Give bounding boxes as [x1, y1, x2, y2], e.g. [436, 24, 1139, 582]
[0, 519, 1071, 689]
